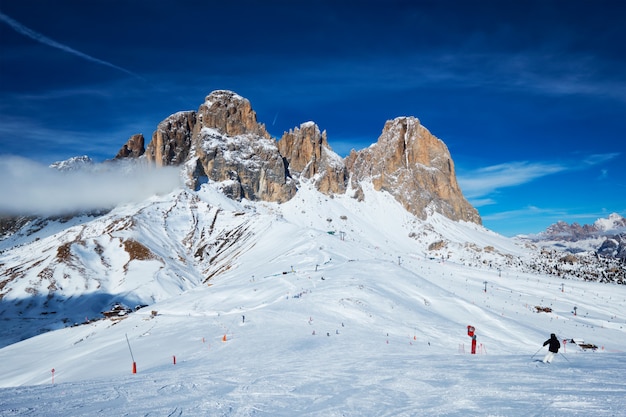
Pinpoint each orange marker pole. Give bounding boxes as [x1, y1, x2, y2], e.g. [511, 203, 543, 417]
[126, 333, 137, 374]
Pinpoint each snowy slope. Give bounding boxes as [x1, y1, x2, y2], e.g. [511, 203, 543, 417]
[1, 181, 625, 416]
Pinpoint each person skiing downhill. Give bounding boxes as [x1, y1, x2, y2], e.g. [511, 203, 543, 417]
[542, 333, 561, 363]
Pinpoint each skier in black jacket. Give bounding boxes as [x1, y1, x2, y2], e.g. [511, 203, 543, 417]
[542, 333, 561, 363]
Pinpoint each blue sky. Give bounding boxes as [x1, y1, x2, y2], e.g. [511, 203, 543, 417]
[1, 0, 624, 236]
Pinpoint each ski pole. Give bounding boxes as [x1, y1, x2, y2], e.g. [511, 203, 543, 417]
[559, 352, 570, 363]
[531, 345, 544, 359]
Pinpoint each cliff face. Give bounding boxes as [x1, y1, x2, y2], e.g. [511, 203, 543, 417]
[197, 90, 269, 138]
[146, 111, 196, 167]
[277, 122, 347, 195]
[345, 117, 480, 223]
[140, 91, 479, 223]
[115, 134, 145, 159]
[146, 91, 296, 203]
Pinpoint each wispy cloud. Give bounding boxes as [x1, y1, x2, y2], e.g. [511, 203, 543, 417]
[458, 161, 566, 202]
[583, 153, 620, 166]
[459, 153, 621, 205]
[481, 205, 562, 222]
[0, 11, 143, 80]
[0, 157, 181, 216]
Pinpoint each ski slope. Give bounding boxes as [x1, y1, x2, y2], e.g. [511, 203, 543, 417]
[1, 182, 625, 416]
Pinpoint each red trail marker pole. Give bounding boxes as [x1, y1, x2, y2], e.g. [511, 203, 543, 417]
[467, 325, 477, 355]
[125, 333, 137, 374]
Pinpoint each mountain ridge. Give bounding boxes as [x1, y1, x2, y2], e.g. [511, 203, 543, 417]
[138, 90, 479, 223]
[1, 90, 624, 352]
[520, 213, 626, 260]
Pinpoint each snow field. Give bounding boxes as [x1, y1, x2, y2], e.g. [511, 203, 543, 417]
[1, 182, 625, 415]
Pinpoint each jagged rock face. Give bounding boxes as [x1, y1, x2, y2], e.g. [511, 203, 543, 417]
[197, 90, 270, 138]
[543, 214, 626, 242]
[544, 221, 599, 241]
[145, 91, 295, 202]
[597, 234, 626, 260]
[115, 134, 145, 159]
[146, 111, 196, 166]
[192, 125, 295, 202]
[277, 122, 348, 194]
[140, 91, 479, 222]
[0, 216, 32, 240]
[345, 117, 481, 223]
[192, 91, 295, 202]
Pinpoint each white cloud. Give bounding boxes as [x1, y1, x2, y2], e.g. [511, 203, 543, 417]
[0, 157, 181, 216]
[458, 161, 565, 199]
[583, 153, 620, 166]
[459, 153, 621, 202]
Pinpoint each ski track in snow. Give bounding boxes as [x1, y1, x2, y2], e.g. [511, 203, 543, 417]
[0, 353, 624, 416]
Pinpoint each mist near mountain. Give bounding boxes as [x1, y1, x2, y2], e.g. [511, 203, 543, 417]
[0, 156, 181, 216]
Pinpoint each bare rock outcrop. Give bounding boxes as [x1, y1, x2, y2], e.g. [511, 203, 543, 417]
[277, 121, 347, 194]
[115, 134, 145, 159]
[197, 90, 270, 138]
[145, 91, 295, 202]
[139, 91, 480, 223]
[345, 116, 480, 223]
[146, 111, 196, 166]
[597, 233, 626, 260]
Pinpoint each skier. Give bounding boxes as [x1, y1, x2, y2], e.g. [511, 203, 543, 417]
[542, 333, 561, 363]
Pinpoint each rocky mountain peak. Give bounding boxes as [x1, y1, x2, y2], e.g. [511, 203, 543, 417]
[544, 221, 597, 240]
[49, 155, 93, 171]
[145, 91, 295, 202]
[139, 91, 480, 223]
[146, 111, 196, 167]
[197, 90, 270, 138]
[277, 122, 347, 195]
[345, 117, 480, 223]
[115, 134, 145, 159]
[543, 214, 626, 241]
[528, 214, 626, 261]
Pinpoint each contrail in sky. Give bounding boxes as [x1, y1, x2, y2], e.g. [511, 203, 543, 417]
[0, 11, 143, 80]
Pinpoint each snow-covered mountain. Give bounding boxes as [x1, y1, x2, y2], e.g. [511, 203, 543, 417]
[1, 180, 625, 415]
[1, 91, 625, 415]
[49, 155, 94, 172]
[594, 213, 626, 233]
[519, 213, 626, 260]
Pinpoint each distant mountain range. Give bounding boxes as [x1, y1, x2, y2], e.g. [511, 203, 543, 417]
[519, 213, 626, 260]
[542, 213, 626, 240]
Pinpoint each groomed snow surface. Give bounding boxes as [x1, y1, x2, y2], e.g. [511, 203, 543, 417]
[1, 183, 625, 416]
